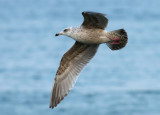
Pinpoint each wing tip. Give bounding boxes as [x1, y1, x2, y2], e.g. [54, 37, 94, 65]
[49, 86, 71, 109]
[49, 105, 54, 109]
[82, 11, 106, 16]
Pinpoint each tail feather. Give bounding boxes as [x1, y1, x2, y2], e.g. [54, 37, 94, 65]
[106, 29, 128, 50]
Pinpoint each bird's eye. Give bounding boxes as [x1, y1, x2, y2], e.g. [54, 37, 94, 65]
[64, 29, 69, 32]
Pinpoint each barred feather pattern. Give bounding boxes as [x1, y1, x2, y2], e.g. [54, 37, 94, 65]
[50, 42, 99, 108]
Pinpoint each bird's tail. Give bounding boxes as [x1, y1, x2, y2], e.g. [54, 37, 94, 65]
[106, 29, 128, 50]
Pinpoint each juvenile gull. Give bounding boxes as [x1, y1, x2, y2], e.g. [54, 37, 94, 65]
[50, 11, 128, 108]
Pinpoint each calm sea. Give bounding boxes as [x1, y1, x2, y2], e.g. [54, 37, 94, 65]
[0, 0, 160, 115]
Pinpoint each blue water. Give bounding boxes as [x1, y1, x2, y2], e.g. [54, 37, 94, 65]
[1, 0, 160, 115]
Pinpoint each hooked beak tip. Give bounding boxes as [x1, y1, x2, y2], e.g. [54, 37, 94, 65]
[55, 33, 59, 36]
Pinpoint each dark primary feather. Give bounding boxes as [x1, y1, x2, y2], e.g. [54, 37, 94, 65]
[81, 11, 108, 29]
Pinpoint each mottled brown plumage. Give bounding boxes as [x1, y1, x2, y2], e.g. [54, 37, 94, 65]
[56, 42, 90, 75]
[50, 11, 128, 109]
[50, 42, 99, 108]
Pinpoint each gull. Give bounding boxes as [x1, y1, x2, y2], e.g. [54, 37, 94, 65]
[50, 11, 128, 108]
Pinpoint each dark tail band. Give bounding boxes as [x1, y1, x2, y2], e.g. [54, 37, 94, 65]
[106, 29, 128, 50]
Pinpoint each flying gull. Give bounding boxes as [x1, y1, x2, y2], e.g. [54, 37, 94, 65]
[50, 11, 128, 108]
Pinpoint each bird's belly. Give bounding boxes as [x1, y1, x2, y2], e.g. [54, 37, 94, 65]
[73, 34, 110, 44]
[77, 37, 103, 44]
[70, 28, 110, 44]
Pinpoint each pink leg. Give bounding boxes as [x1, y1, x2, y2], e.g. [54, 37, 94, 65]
[109, 37, 121, 44]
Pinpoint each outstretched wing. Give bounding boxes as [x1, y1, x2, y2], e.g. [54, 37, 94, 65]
[81, 11, 108, 29]
[50, 42, 99, 108]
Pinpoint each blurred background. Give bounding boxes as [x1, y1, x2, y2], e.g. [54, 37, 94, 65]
[0, 0, 160, 115]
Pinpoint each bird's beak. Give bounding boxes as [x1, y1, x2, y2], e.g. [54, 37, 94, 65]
[55, 32, 63, 36]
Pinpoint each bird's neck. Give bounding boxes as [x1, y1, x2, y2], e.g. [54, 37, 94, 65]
[68, 26, 82, 40]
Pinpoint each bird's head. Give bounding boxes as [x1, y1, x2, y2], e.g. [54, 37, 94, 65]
[55, 28, 72, 37]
